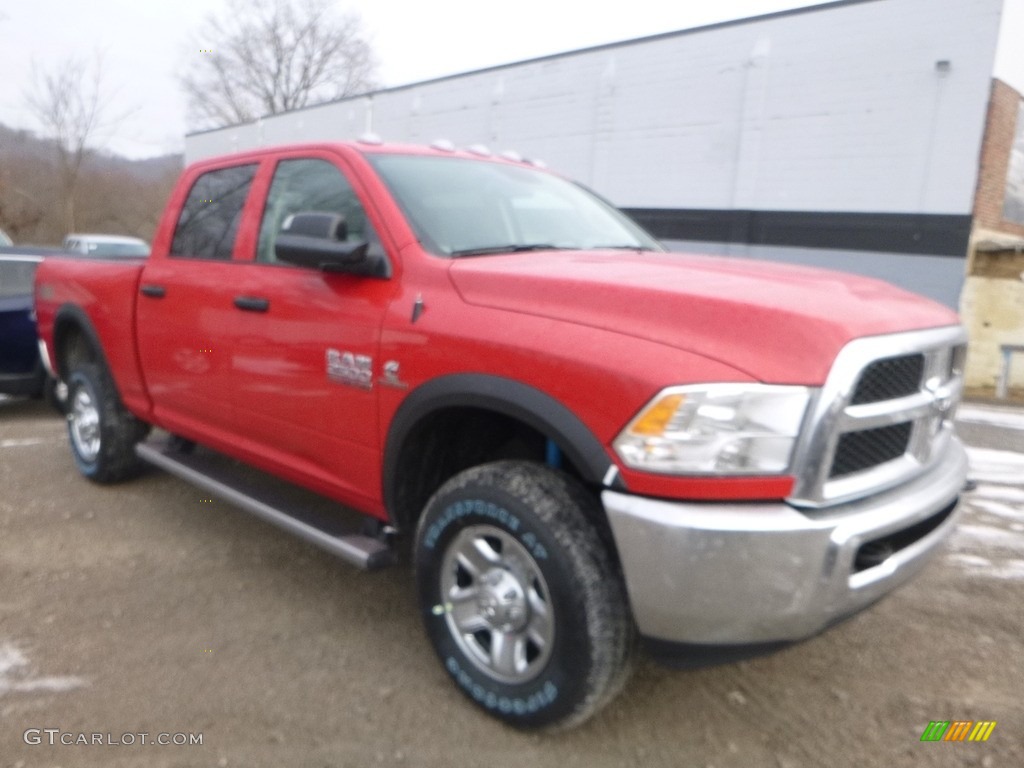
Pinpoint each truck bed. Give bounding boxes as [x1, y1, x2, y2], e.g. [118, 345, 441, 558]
[34, 256, 150, 415]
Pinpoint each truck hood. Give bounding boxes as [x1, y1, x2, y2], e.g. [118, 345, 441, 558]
[449, 250, 960, 384]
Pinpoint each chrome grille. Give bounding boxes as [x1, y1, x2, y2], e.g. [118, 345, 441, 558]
[850, 354, 924, 405]
[789, 326, 967, 508]
[829, 422, 913, 478]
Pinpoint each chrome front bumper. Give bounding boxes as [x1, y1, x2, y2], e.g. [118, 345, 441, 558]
[602, 437, 967, 645]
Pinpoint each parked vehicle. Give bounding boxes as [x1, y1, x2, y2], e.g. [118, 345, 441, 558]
[34, 141, 968, 729]
[62, 233, 150, 258]
[0, 248, 62, 400]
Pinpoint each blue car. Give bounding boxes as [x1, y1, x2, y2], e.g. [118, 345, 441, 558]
[0, 248, 62, 400]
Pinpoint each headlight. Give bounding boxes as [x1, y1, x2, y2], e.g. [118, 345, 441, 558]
[613, 384, 812, 475]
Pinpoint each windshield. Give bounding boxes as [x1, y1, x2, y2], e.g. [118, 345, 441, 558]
[367, 154, 661, 257]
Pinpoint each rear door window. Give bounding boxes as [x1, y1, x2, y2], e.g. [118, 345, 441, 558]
[170, 164, 257, 260]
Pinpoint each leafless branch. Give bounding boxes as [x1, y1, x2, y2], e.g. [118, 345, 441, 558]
[23, 52, 124, 232]
[180, 0, 378, 130]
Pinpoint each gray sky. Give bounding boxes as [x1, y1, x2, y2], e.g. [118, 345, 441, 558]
[1, 0, 1022, 159]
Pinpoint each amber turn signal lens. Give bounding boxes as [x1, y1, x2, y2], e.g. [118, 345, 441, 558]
[629, 393, 686, 436]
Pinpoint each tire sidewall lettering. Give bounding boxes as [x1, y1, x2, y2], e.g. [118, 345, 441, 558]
[445, 655, 559, 714]
[423, 497, 548, 562]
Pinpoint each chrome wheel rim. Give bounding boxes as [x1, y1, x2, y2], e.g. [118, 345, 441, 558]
[69, 386, 101, 463]
[439, 524, 555, 684]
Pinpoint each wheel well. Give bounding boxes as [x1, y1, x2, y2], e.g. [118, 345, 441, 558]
[390, 407, 591, 534]
[53, 320, 100, 379]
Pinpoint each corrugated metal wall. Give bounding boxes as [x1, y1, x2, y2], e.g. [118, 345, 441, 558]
[184, 0, 1005, 308]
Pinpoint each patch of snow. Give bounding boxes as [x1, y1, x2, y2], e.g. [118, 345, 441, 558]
[13, 676, 88, 693]
[966, 499, 1024, 524]
[970, 484, 1024, 503]
[989, 561, 1024, 580]
[958, 404, 1024, 431]
[965, 447, 1024, 484]
[947, 553, 992, 568]
[0, 438, 48, 449]
[947, 554, 1024, 581]
[0, 644, 27, 677]
[953, 524, 1024, 552]
[0, 642, 86, 696]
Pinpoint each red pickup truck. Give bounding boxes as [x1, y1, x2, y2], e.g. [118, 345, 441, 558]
[34, 140, 968, 729]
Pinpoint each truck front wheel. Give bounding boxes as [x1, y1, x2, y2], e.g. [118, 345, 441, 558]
[66, 362, 148, 483]
[414, 461, 634, 730]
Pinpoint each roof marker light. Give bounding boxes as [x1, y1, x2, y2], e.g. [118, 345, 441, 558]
[357, 132, 383, 145]
[467, 144, 492, 157]
[499, 150, 523, 162]
[431, 139, 456, 152]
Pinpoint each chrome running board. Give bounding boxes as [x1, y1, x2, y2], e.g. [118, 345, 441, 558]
[136, 439, 394, 570]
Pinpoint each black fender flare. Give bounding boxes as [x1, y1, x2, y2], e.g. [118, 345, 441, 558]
[382, 373, 626, 521]
[51, 303, 114, 381]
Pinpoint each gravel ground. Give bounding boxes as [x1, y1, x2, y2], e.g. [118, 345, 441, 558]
[0, 396, 1021, 767]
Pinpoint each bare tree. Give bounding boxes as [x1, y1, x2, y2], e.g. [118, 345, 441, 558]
[24, 54, 115, 234]
[0, 176, 44, 241]
[181, 0, 378, 129]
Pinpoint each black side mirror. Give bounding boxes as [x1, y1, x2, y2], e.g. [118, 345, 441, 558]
[283, 212, 348, 240]
[274, 212, 388, 277]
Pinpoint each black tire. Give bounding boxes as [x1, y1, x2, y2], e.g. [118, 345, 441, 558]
[414, 461, 634, 730]
[65, 362, 149, 483]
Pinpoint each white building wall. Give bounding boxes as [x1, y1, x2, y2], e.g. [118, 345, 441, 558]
[185, 0, 1003, 221]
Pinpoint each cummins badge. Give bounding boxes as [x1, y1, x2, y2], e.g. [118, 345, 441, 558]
[326, 349, 373, 389]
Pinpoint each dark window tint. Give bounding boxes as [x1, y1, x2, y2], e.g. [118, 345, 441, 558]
[257, 158, 379, 264]
[170, 164, 257, 259]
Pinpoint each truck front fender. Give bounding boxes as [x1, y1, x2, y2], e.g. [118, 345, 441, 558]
[383, 374, 625, 526]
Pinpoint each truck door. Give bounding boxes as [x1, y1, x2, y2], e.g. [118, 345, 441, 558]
[229, 154, 396, 509]
[136, 162, 259, 441]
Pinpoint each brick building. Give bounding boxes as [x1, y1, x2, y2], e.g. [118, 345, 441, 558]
[962, 78, 1024, 394]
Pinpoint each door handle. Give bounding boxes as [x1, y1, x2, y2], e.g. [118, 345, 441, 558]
[234, 295, 270, 312]
[140, 284, 166, 298]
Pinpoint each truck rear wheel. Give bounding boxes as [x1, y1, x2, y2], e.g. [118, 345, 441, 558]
[414, 461, 634, 730]
[66, 362, 148, 483]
